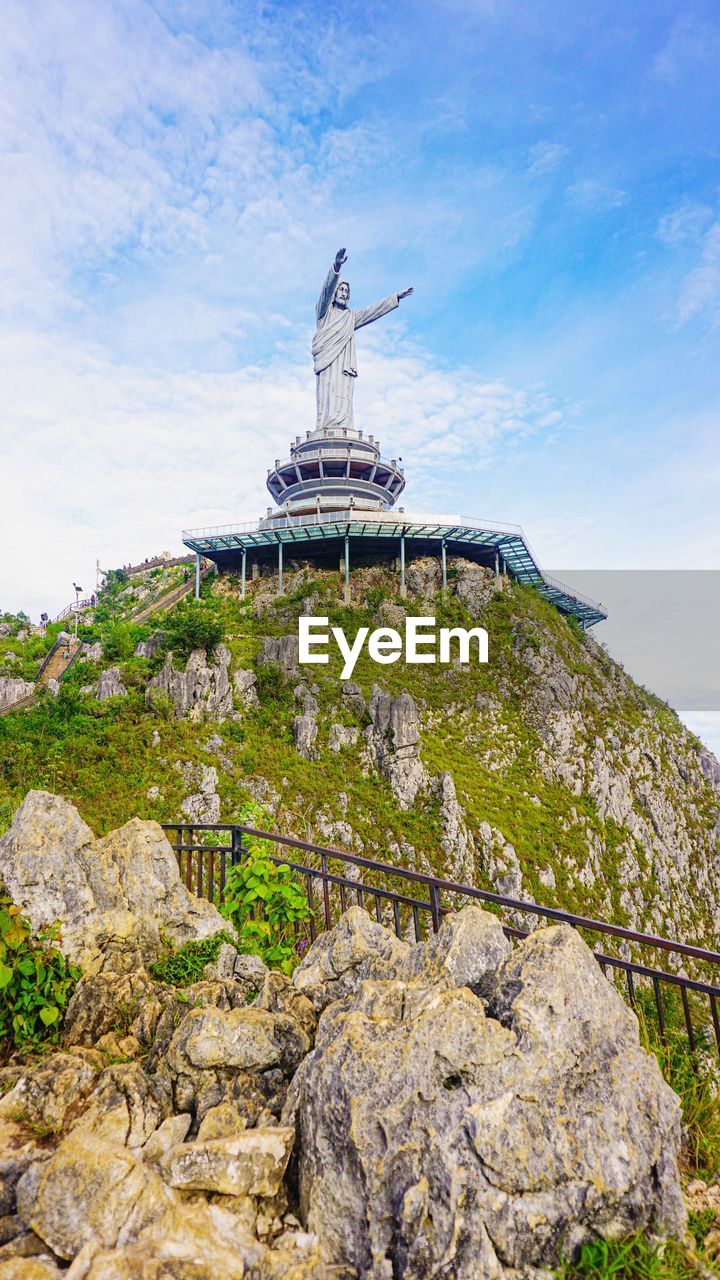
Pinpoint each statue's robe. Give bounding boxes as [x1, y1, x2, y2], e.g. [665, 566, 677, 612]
[311, 264, 399, 431]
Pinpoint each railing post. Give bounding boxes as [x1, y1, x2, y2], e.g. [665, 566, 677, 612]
[194, 553, 201, 599]
[429, 882, 441, 933]
[231, 828, 245, 867]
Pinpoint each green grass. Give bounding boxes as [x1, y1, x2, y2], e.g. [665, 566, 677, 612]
[554, 1232, 706, 1280]
[149, 930, 236, 987]
[635, 988, 720, 1181]
[1, 557, 718, 955]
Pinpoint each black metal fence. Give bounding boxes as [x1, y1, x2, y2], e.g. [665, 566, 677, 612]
[162, 821, 720, 1065]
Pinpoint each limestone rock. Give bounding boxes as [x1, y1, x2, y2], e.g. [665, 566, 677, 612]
[287, 917, 685, 1279]
[165, 1006, 309, 1079]
[328, 724, 359, 753]
[405, 557, 441, 599]
[0, 792, 226, 972]
[453, 558, 496, 614]
[234, 667, 260, 709]
[341, 681, 366, 714]
[160, 1126, 294, 1197]
[81, 642, 103, 662]
[145, 645, 233, 721]
[0, 680, 34, 713]
[141, 1114, 192, 1167]
[365, 685, 427, 809]
[259, 636, 300, 678]
[133, 633, 166, 659]
[0, 1117, 48, 1218]
[177, 762, 221, 824]
[70, 1064, 171, 1149]
[5, 1055, 98, 1132]
[161, 1006, 310, 1114]
[74, 1201, 261, 1279]
[293, 714, 317, 760]
[64, 972, 158, 1046]
[700, 747, 720, 791]
[95, 669, 127, 702]
[292, 906, 409, 1013]
[256, 971, 317, 1042]
[0, 1262, 62, 1278]
[196, 1102, 247, 1142]
[18, 1132, 175, 1260]
[401, 903, 511, 996]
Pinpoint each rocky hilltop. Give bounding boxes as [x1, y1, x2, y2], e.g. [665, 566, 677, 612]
[0, 794, 690, 1277]
[1, 555, 719, 950]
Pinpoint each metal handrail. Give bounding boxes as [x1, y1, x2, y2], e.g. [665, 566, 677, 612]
[182, 510, 526, 540]
[163, 821, 720, 967]
[269, 449, 402, 472]
[162, 819, 720, 1066]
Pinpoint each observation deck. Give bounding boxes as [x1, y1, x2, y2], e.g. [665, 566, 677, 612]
[182, 508, 607, 629]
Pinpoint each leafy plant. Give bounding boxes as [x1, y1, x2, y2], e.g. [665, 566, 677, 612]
[149, 930, 236, 987]
[0, 893, 80, 1054]
[163, 601, 225, 660]
[220, 804, 311, 973]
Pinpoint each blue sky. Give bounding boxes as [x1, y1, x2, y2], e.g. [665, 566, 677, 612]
[1, 0, 719, 742]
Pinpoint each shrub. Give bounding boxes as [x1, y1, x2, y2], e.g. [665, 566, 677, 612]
[0, 893, 80, 1055]
[149, 930, 236, 987]
[220, 803, 311, 974]
[163, 602, 225, 661]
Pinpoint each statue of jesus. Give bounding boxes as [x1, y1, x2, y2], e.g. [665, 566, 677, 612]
[311, 247, 413, 432]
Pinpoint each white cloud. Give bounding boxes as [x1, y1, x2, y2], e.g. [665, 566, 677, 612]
[656, 201, 713, 247]
[0, 328, 565, 619]
[566, 179, 626, 211]
[526, 141, 568, 178]
[676, 220, 720, 327]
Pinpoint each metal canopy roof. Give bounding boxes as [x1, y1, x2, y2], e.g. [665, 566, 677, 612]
[182, 511, 607, 629]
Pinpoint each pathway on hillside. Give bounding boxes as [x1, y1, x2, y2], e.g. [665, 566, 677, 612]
[130, 564, 210, 624]
[0, 638, 81, 718]
[1, 562, 210, 719]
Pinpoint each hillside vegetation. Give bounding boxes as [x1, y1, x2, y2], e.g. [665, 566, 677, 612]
[1, 555, 719, 952]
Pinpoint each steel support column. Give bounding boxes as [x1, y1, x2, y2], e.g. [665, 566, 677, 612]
[441, 541, 447, 591]
[344, 533, 350, 603]
[241, 547, 246, 598]
[277, 540, 283, 594]
[494, 549, 500, 581]
[194, 553, 201, 600]
[399, 534, 406, 598]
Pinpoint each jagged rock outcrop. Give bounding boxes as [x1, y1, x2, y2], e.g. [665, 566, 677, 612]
[328, 723, 359, 752]
[95, 667, 128, 701]
[0, 792, 225, 972]
[234, 667, 260, 709]
[364, 684, 427, 809]
[176, 761, 221, 824]
[0, 678, 34, 711]
[286, 910, 685, 1279]
[145, 645, 234, 721]
[259, 635, 300, 678]
[0, 895, 692, 1278]
[293, 714, 318, 760]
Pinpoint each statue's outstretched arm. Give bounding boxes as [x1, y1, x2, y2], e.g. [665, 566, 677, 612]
[316, 247, 348, 323]
[353, 286, 413, 331]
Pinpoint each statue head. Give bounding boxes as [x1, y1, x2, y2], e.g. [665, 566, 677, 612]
[335, 281, 350, 306]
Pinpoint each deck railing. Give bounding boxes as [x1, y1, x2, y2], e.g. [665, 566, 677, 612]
[162, 821, 720, 1065]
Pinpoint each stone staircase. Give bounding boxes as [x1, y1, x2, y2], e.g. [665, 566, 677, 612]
[0, 638, 81, 718]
